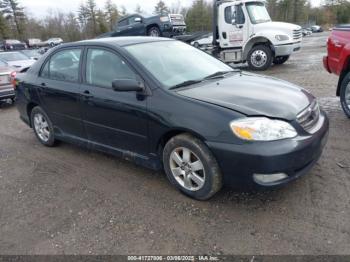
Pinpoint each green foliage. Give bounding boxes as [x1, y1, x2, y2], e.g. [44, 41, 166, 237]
[154, 1, 169, 15]
[185, 0, 212, 32]
[0, 0, 26, 39]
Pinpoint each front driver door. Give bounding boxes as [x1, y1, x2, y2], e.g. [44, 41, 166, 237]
[219, 3, 245, 48]
[80, 47, 149, 155]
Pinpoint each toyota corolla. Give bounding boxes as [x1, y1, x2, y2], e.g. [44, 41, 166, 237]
[15, 37, 329, 200]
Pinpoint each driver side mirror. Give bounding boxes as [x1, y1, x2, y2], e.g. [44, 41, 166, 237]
[112, 79, 145, 92]
[231, 18, 236, 25]
[134, 17, 142, 23]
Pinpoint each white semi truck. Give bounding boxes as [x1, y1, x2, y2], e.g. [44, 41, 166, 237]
[205, 0, 303, 70]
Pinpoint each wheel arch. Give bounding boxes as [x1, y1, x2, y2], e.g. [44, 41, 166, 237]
[337, 56, 350, 96]
[146, 24, 161, 34]
[243, 36, 274, 60]
[156, 128, 207, 158]
[27, 102, 38, 127]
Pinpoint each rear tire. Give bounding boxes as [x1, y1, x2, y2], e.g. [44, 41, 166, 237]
[273, 55, 289, 65]
[247, 45, 273, 71]
[30, 106, 56, 147]
[163, 133, 222, 200]
[340, 72, 350, 118]
[193, 42, 199, 48]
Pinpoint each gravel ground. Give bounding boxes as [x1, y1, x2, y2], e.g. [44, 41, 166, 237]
[0, 32, 350, 255]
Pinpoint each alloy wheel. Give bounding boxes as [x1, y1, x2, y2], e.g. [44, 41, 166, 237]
[33, 113, 50, 142]
[251, 50, 268, 68]
[169, 147, 205, 191]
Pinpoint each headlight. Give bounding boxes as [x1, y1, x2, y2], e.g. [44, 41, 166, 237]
[160, 16, 170, 22]
[230, 117, 297, 141]
[275, 35, 290, 41]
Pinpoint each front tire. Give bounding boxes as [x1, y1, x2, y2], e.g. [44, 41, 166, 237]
[340, 72, 350, 118]
[273, 55, 289, 65]
[147, 27, 161, 37]
[247, 45, 273, 71]
[163, 133, 222, 200]
[30, 106, 56, 147]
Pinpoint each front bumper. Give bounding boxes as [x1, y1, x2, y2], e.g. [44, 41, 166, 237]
[274, 41, 302, 56]
[0, 87, 15, 100]
[162, 25, 186, 37]
[323, 56, 331, 73]
[206, 110, 329, 189]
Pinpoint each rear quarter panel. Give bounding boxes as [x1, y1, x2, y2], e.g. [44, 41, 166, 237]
[328, 29, 350, 75]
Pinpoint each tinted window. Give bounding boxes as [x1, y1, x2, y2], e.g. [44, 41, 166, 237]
[118, 19, 128, 27]
[86, 49, 137, 88]
[48, 49, 81, 82]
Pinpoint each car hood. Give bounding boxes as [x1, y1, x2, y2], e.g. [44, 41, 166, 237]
[6, 60, 35, 69]
[176, 72, 314, 121]
[254, 21, 301, 31]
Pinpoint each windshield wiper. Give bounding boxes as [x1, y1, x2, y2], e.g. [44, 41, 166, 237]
[203, 70, 236, 80]
[169, 80, 203, 90]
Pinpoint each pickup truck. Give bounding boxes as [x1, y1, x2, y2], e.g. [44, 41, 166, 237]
[99, 13, 186, 38]
[323, 24, 350, 117]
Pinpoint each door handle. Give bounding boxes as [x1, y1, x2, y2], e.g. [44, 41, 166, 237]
[128, 26, 133, 29]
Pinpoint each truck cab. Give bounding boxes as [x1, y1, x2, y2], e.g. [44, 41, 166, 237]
[213, 0, 302, 70]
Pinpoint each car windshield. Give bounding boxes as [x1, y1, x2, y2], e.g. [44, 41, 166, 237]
[246, 2, 271, 24]
[125, 41, 234, 89]
[0, 52, 30, 61]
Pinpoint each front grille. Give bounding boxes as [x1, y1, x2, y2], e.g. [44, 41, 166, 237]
[293, 29, 302, 40]
[297, 100, 320, 132]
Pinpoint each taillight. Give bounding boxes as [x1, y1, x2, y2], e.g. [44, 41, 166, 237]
[10, 71, 17, 88]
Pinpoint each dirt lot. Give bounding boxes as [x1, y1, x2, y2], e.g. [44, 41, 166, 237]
[0, 32, 350, 255]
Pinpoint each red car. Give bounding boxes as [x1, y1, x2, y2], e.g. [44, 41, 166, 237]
[323, 24, 350, 117]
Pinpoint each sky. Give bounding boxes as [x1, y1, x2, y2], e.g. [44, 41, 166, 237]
[21, 0, 195, 18]
[20, 0, 322, 18]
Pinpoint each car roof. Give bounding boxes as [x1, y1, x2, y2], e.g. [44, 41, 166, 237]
[74, 36, 174, 48]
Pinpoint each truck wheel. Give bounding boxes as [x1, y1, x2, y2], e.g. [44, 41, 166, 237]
[148, 27, 161, 37]
[163, 133, 222, 200]
[340, 72, 350, 118]
[247, 45, 273, 71]
[273, 55, 289, 65]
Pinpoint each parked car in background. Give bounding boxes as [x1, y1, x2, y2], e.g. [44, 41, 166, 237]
[0, 51, 36, 72]
[191, 34, 213, 48]
[311, 25, 323, 33]
[26, 38, 45, 48]
[99, 13, 186, 38]
[45, 38, 63, 47]
[0, 60, 16, 103]
[15, 37, 329, 200]
[323, 24, 350, 117]
[20, 49, 42, 60]
[302, 28, 312, 36]
[2, 39, 27, 51]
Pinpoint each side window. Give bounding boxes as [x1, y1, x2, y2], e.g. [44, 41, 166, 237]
[236, 6, 245, 24]
[225, 6, 233, 24]
[225, 5, 245, 24]
[48, 49, 82, 82]
[118, 19, 128, 27]
[86, 49, 137, 88]
[40, 60, 49, 78]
